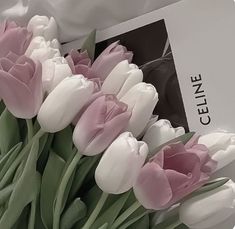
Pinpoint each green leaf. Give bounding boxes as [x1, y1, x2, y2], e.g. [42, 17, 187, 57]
[37, 133, 54, 174]
[12, 205, 31, 229]
[0, 143, 22, 175]
[0, 183, 14, 205]
[91, 192, 130, 229]
[74, 186, 102, 228]
[40, 150, 66, 229]
[98, 223, 108, 229]
[187, 177, 230, 199]
[68, 155, 99, 202]
[61, 198, 87, 229]
[118, 212, 149, 229]
[126, 214, 149, 229]
[28, 199, 37, 229]
[148, 132, 195, 159]
[53, 126, 74, 162]
[81, 30, 96, 61]
[152, 214, 180, 229]
[0, 109, 20, 155]
[0, 140, 41, 228]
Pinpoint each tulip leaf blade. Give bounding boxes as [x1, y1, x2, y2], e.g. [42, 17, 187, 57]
[90, 191, 131, 229]
[0, 143, 22, 180]
[118, 211, 149, 229]
[53, 126, 74, 162]
[152, 215, 181, 229]
[40, 150, 66, 229]
[0, 140, 40, 228]
[148, 132, 195, 159]
[60, 198, 87, 229]
[124, 214, 149, 229]
[81, 30, 96, 61]
[98, 223, 108, 229]
[68, 155, 100, 202]
[189, 177, 230, 198]
[0, 109, 20, 155]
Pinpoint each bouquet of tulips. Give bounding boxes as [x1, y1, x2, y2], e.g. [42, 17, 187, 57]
[0, 15, 235, 229]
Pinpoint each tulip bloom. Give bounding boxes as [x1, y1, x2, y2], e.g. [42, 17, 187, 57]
[0, 53, 42, 118]
[73, 95, 131, 156]
[120, 82, 158, 137]
[0, 20, 32, 58]
[179, 180, 235, 229]
[101, 60, 143, 99]
[66, 50, 97, 79]
[25, 36, 60, 63]
[91, 41, 133, 80]
[143, 119, 185, 152]
[42, 57, 72, 93]
[38, 75, 94, 133]
[27, 15, 58, 40]
[198, 132, 235, 171]
[95, 132, 148, 194]
[133, 137, 217, 210]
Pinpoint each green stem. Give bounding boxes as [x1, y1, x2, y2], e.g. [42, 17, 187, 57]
[0, 129, 45, 189]
[111, 201, 142, 229]
[28, 199, 37, 229]
[53, 152, 82, 229]
[81, 192, 109, 229]
[26, 119, 34, 142]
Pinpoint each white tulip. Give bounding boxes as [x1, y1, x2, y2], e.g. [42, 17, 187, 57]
[95, 132, 148, 194]
[27, 15, 58, 40]
[199, 132, 235, 171]
[120, 82, 158, 137]
[37, 75, 94, 133]
[179, 179, 235, 229]
[101, 60, 143, 99]
[25, 36, 60, 62]
[42, 57, 72, 93]
[143, 119, 185, 152]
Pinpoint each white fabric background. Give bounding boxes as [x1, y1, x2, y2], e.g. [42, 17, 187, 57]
[0, 0, 180, 42]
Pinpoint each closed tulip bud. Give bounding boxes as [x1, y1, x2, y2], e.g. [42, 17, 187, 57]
[120, 82, 158, 137]
[0, 53, 42, 118]
[101, 60, 143, 99]
[27, 15, 58, 40]
[37, 75, 94, 133]
[179, 179, 235, 229]
[25, 36, 60, 62]
[42, 57, 72, 93]
[143, 119, 185, 152]
[199, 132, 235, 171]
[66, 50, 97, 79]
[95, 132, 148, 194]
[91, 41, 133, 81]
[0, 20, 32, 58]
[73, 95, 131, 156]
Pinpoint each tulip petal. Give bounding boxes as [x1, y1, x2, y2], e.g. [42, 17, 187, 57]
[0, 70, 35, 118]
[85, 111, 131, 155]
[134, 163, 172, 210]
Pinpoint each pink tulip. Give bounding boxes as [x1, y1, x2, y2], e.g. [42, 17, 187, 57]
[0, 20, 32, 58]
[66, 50, 97, 79]
[91, 41, 133, 81]
[133, 136, 217, 210]
[0, 53, 42, 118]
[73, 95, 131, 156]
